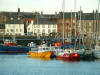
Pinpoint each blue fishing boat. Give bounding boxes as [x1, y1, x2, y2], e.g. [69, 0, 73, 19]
[0, 44, 7, 53]
[5, 40, 31, 53]
[7, 45, 30, 53]
[0, 39, 31, 53]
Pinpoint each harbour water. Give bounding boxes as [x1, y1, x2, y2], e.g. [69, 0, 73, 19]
[0, 54, 100, 75]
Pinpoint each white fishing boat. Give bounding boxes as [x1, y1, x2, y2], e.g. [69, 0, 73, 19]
[51, 46, 63, 55]
[93, 45, 100, 59]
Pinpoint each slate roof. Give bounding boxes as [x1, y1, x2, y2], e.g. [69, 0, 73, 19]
[3, 12, 24, 24]
[4, 12, 24, 17]
[34, 17, 57, 24]
[77, 13, 96, 20]
[0, 24, 5, 29]
[40, 14, 58, 18]
[58, 12, 100, 20]
[58, 12, 75, 18]
[6, 19, 24, 24]
[23, 12, 35, 18]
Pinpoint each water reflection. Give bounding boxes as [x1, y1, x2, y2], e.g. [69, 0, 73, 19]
[1, 54, 100, 75]
[28, 56, 51, 61]
[56, 58, 80, 63]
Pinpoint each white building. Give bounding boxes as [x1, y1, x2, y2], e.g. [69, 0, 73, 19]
[5, 17, 24, 36]
[0, 24, 5, 35]
[5, 24, 24, 36]
[27, 17, 57, 36]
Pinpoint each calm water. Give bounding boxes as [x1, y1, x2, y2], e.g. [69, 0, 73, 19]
[0, 54, 100, 75]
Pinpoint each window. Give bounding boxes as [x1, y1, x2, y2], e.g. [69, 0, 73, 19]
[10, 33, 12, 35]
[16, 29, 18, 32]
[42, 25, 45, 28]
[11, 29, 14, 32]
[53, 25, 56, 28]
[66, 20, 69, 23]
[34, 25, 37, 28]
[89, 28, 91, 32]
[38, 29, 40, 33]
[48, 25, 51, 28]
[89, 22, 91, 27]
[7, 29, 9, 32]
[42, 29, 45, 33]
[52, 29, 56, 32]
[20, 29, 22, 32]
[48, 29, 51, 33]
[73, 20, 75, 23]
[37, 25, 40, 28]
[18, 17, 20, 20]
[42, 33, 45, 36]
[34, 33, 37, 36]
[34, 29, 37, 33]
[10, 17, 13, 20]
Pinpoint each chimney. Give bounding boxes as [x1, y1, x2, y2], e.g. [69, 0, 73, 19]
[55, 12, 57, 17]
[55, 12, 57, 15]
[18, 8, 20, 13]
[41, 11, 43, 15]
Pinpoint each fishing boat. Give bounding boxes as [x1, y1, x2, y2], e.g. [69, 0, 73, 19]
[28, 43, 54, 58]
[51, 46, 62, 55]
[0, 39, 17, 53]
[56, 49, 80, 60]
[4, 39, 30, 53]
[4, 39, 17, 46]
[55, 0, 80, 60]
[0, 44, 7, 53]
[93, 45, 100, 59]
[7, 45, 30, 53]
[75, 48, 85, 58]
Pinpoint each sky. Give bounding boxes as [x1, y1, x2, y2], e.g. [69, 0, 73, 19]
[0, 0, 99, 14]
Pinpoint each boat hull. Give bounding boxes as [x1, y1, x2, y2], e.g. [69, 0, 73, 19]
[7, 46, 30, 53]
[0, 45, 8, 53]
[28, 51, 53, 58]
[56, 53, 80, 60]
[94, 51, 100, 59]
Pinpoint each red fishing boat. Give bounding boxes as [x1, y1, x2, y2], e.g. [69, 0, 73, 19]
[56, 49, 80, 60]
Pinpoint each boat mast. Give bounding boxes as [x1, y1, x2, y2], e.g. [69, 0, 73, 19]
[62, 0, 65, 48]
[79, 6, 82, 48]
[71, 9, 72, 38]
[96, 0, 100, 46]
[74, 0, 77, 37]
[74, 0, 77, 49]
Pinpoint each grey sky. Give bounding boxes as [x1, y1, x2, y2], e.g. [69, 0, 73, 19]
[0, 0, 99, 14]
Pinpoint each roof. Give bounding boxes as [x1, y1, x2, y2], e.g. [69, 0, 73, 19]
[3, 12, 24, 24]
[0, 24, 5, 29]
[4, 12, 24, 17]
[6, 19, 24, 24]
[77, 13, 96, 20]
[58, 12, 75, 18]
[34, 17, 57, 24]
[40, 14, 58, 18]
[23, 12, 35, 18]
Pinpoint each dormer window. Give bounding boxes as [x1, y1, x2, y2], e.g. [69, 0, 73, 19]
[18, 17, 20, 20]
[11, 17, 13, 20]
